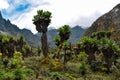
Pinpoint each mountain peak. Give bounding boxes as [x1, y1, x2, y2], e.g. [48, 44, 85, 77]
[73, 25, 83, 29]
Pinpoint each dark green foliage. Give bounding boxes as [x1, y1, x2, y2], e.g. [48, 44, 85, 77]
[13, 68, 23, 80]
[50, 72, 62, 80]
[98, 38, 120, 71]
[90, 61, 104, 71]
[63, 41, 71, 64]
[0, 67, 34, 80]
[0, 34, 33, 58]
[79, 31, 120, 72]
[0, 69, 14, 80]
[79, 63, 88, 75]
[54, 25, 71, 47]
[0, 34, 15, 42]
[79, 37, 98, 49]
[91, 30, 112, 39]
[37, 46, 41, 56]
[13, 68, 34, 80]
[33, 10, 52, 23]
[3, 57, 9, 68]
[63, 41, 69, 49]
[0, 51, 34, 80]
[54, 36, 61, 46]
[54, 25, 71, 59]
[32, 10, 52, 33]
[79, 37, 98, 64]
[58, 25, 71, 42]
[11, 51, 24, 68]
[78, 52, 88, 75]
[17, 36, 26, 52]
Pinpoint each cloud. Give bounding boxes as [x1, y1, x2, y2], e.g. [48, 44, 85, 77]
[1, 0, 50, 33]
[0, 0, 9, 10]
[38, 0, 120, 28]
[11, 9, 37, 33]
[2, 0, 49, 17]
[68, 12, 102, 28]
[1, 0, 120, 34]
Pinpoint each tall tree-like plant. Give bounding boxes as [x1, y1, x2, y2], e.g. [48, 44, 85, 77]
[54, 25, 71, 58]
[99, 38, 120, 71]
[17, 36, 26, 52]
[32, 10, 52, 58]
[79, 37, 98, 64]
[63, 41, 70, 64]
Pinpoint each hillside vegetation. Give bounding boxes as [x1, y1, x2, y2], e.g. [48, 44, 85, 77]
[0, 29, 120, 80]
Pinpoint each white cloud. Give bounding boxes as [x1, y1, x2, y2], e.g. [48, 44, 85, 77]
[4, 0, 120, 34]
[68, 11, 102, 28]
[7, 0, 50, 33]
[26, 0, 50, 6]
[0, 0, 9, 10]
[47, 0, 120, 27]
[11, 9, 38, 33]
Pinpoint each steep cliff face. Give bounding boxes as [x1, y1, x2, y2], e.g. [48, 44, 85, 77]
[84, 3, 120, 36]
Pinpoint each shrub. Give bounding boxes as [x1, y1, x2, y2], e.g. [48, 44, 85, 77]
[3, 56, 9, 68]
[90, 61, 103, 71]
[13, 67, 34, 80]
[50, 72, 62, 80]
[79, 63, 88, 75]
[78, 52, 88, 63]
[11, 51, 24, 68]
[0, 69, 14, 80]
[65, 73, 76, 80]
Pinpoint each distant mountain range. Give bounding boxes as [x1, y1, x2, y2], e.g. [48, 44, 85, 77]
[36, 25, 86, 47]
[0, 11, 86, 47]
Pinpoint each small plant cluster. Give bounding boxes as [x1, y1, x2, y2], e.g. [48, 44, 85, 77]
[0, 67, 34, 80]
[0, 51, 34, 80]
[78, 52, 88, 75]
[11, 51, 24, 68]
[50, 72, 77, 80]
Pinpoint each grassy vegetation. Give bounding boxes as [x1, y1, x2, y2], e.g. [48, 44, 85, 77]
[0, 29, 120, 80]
[23, 56, 120, 80]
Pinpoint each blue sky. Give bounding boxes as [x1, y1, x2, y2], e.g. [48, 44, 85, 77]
[2, 3, 30, 17]
[0, 0, 120, 34]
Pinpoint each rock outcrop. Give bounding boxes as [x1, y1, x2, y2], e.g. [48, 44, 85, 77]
[84, 3, 120, 36]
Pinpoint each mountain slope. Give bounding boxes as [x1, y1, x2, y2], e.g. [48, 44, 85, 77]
[0, 11, 40, 47]
[69, 25, 86, 44]
[84, 3, 120, 36]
